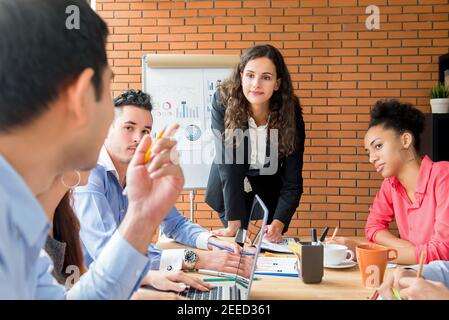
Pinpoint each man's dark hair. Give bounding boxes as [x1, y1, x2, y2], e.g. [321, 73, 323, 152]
[369, 99, 425, 152]
[113, 89, 153, 112]
[0, 0, 109, 132]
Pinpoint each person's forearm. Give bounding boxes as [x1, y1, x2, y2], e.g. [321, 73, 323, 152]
[118, 204, 159, 255]
[374, 230, 417, 264]
[374, 230, 413, 247]
[271, 219, 285, 230]
[227, 219, 241, 231]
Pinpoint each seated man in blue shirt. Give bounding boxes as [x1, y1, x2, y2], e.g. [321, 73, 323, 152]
[0, 0, 184, 299]
[74, 89, 252, 276]
[378, 261, 449, 300]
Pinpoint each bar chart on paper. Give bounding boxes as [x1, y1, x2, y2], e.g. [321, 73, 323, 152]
[176, 101, 199, 119]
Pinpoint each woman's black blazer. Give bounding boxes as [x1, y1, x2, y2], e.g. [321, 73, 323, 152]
[205, 91, 305, 232]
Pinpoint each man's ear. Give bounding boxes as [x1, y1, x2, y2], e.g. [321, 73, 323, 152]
[66, 68, 95, 129]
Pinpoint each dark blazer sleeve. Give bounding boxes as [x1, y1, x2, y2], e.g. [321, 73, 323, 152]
[273, 108, 305, 232]
[205, 90, 247, 221]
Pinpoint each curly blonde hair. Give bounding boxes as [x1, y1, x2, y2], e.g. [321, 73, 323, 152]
[220, 44, 301, 157]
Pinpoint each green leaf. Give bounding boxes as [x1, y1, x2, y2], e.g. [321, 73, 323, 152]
[430, 83, 449, 99]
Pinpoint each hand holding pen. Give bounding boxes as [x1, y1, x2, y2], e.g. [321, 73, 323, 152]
[123, 127, 167, 196]
[207, 241, 255, 256]
[125, 123, 183, 205]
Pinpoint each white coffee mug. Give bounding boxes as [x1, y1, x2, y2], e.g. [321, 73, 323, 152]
[324, 244, 354, 266]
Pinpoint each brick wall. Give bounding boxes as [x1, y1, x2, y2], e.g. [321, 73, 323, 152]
[96, 0, 449, 238]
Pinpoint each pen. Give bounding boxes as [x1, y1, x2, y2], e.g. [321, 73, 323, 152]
[330, 227, 339, 242]
[197, 269, 248, 279]
[391, 287, 402, 300]
[203, 277, 236, 282]
[319, 227, 329, 244]
[197, 269, 238, 278]
[203, 277, 260, 282]
[207, 241, 255, 256]
[144, 128, 166, 164]
[197, 269, 250, 285]
[416, 249, 427, 278]
[201, 277, 250, 288]
[370, 290, 379, 300]
[122, 128, 166, 196]
[311, 228, 317, 245]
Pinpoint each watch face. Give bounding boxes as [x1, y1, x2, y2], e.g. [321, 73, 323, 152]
[185, 250, 198, 264]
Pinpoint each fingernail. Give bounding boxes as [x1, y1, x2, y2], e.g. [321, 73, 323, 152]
[179, 283, 187, 290]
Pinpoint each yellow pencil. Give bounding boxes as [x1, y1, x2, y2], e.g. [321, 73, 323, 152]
[391, 287, 402, 300]
[144, 128, 166, 164]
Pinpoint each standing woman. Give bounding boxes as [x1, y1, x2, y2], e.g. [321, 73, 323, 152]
[206, 44, 305, 242]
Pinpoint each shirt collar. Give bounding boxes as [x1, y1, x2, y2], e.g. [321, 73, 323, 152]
[0, 155, 50, 247]
[388, 155, 433, 195]
[98, 145, 120, 181]
[248, 116, 269, 129]
[415, 155, 433, 194]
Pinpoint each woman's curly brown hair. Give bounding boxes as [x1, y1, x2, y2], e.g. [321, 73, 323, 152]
[220, 44, 301, 157]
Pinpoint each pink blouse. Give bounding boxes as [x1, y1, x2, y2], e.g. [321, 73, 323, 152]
[365, 155, 449, 263]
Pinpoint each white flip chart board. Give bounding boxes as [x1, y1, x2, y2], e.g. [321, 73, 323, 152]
[142, 54, 239, 189]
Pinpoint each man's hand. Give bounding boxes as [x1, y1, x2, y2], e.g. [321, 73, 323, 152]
[264, 220, 284, 243]
[378, 268, 417, 300]
[143, 270, 212, 293]
[196, 250, 254, 279]
[212, 220, 241, 237]
[119, 124, 184, 254]
[399, 277, 449, 300]
[131, 289, 187, 300]
[207, 237, 243, 254]
[127, 124, 184, 222]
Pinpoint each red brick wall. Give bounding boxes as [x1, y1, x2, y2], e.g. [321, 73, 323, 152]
[97, 0, 449, 238]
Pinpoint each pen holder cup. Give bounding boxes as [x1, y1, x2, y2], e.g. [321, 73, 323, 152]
[299, 242, 324, 284]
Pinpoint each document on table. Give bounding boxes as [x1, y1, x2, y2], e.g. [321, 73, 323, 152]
[261, 237, 299, 253]
[255, 256, 299, 277]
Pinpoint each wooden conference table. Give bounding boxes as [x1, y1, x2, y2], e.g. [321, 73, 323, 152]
[155, 236, 391, 300]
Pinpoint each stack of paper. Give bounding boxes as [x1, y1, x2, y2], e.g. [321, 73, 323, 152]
[260, 237, 299, 253]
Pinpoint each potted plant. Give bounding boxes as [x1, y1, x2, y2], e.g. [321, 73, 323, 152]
[430, 83, 449, 113]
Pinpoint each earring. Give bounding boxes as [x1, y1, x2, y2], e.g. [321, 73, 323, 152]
[61, 170, 81, 188]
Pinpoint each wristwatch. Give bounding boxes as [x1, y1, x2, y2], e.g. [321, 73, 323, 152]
[183, 250, 198, 270]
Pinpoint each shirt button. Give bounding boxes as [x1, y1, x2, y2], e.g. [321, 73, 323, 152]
[167, 265, 173, 271]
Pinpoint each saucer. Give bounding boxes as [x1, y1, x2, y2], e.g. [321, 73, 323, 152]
[324, 260, 357, 269]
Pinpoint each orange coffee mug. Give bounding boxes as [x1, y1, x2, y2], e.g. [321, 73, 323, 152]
[356, 243, 398, 288]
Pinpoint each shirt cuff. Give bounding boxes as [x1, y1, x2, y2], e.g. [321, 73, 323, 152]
[97, 231, 149, 290]
[159, 249, 184, 271]
[196, 232, 214, 250]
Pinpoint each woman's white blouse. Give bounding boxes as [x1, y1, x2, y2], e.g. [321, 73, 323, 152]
[248, 116, 268, 170]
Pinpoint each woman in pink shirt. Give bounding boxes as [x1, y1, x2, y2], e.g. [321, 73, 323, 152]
[332, 99, 449, 264]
